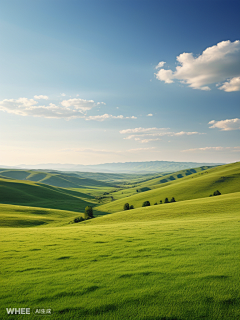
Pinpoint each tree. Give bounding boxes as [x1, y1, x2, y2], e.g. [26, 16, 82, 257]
[74, 216, 84, 223]
[164, 198, 169, 203]
[213, 190, 221, 196]
[170, 197, 176, 202]
[85, 206, 94, 218]
[160, 200, 162, 204]
[154, 202, 157, 205]
[124, 203, 129, 210]
[129, 205, 134, 209]
[142, 200, 150, 207]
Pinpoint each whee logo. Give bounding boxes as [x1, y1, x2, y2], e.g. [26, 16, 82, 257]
[6, 308, 31, 315]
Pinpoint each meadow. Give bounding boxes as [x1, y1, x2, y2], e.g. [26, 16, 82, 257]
[0, 162, 239, 319]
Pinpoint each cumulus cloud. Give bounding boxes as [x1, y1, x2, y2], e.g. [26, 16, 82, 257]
[155, 40, 240, 91]
[34, 95, 49, 100]
[219, 77, 240, 92]
[209, 118, 240, 131]
[182, 146, 240, 152]
[147, 113, 153, 117]
[0, 97, 137, 121]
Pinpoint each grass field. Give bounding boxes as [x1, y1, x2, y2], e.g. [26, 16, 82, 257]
[1, 192, 240, 319]
[0, 162, 239, 319]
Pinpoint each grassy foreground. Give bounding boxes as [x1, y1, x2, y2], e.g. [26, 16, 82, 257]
[1, 192, 240, 319]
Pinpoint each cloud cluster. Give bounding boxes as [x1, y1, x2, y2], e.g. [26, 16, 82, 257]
[0, 97, 136, 121]
[182, 146, 240, 152]
[209, 118, 240, 131]
[120, 127, 203, 143]
[155, 40, 240, 91]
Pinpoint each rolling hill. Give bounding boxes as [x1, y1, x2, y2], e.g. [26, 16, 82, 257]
[0, 177, 98, 213]
[95, 161, 240, 214]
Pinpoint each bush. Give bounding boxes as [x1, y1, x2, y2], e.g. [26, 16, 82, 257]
[142, 201, 150, 207]
[164, 198, 169, 203]
[74, 217, 85, 223]
[154, 202, 157, 205]
[160, 200, 162, 204]
[170, 197, 176, 202]
[124, 203, 129, 210]
[213, 190, 221, 196]
[85, 206, 94, 218]
[129, 205, 134, 209]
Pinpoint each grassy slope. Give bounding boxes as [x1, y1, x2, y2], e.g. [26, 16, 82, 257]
[0, 192, 239, 319]
[107, 165, 212, 201]
[95, 162, 240, 214]
[0, 178, 97, 213]
[0, 169, 114, 189]
[0, 204, 81, 227]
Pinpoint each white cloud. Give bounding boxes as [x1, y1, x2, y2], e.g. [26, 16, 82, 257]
[155, 40, 240, 91]
[209, 118, 240, 131]
[0, 97, 136, 121]
[182, 146, 240, 152]
[34, 95, 49, 100]
[155, 61, 166, 69]
[219, 77, 240, 92]
[61, 93, 66, 96]
[120, 127, 204, 142]
[120, 127, 168, 134]
[147, 113, 153, 117]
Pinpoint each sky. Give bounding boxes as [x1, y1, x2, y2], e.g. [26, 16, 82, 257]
[0, 0, 239, 166]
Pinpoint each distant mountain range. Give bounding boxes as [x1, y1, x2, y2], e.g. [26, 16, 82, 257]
[9, 160, 225, 173]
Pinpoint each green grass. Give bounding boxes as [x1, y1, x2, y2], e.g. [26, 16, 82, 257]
[0, 192, 239, 319]
[0, 169, 114, 189]
[95, 162, 240, 214]
[0, 178, 97, 213]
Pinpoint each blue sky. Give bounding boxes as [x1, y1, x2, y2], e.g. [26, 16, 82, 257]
[0, 0, 239, 166]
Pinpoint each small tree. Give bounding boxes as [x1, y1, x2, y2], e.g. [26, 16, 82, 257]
[124, 203, 130, 210]
[170, 197, 176, 202]
[164, 198, 169, 203]
[85, 206, 94, 218]
[129, 205, 134, 209]
[142, 200, 150, 207]
[74, 216, 84, 223]
[160, 200, 162, 204]
[154, 202, 157, 205]
[213, 190, 221, 196]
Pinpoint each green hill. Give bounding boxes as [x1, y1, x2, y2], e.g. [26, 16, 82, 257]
[0, 203, 80, 227]
[95, 161, 240, 214]
[0, 169, 114, 189]
[0, 178, 97, 213]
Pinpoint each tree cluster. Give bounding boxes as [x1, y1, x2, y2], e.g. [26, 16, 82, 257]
[123, 203, 134, 210]
[73, 206, 94, 223]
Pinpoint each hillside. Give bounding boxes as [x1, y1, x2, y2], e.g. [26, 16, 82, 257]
[0, 169, 114, 189]
[95, 161, 240, 214]
[0, 203, 81, 227]
[0, 178, 98, 213]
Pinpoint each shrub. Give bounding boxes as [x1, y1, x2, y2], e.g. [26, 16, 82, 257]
[124, 203, 130, 210]
[213, 190, 221, 196]
[164, 198, 169, 203]
[85, 206, 94, 218]
[160, 200, 162, 204]
[170, 197, 176, 202]
[74, 217, 85, 223]
[154, 202, 157, 205]
[129, 205, 134, 209]
[142, 201, 150, 207]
